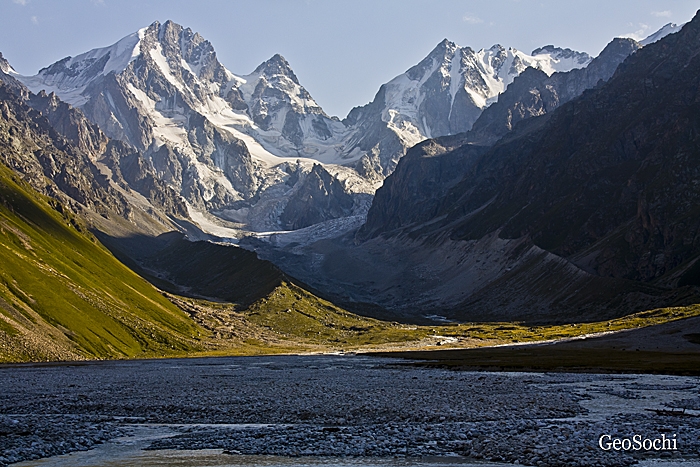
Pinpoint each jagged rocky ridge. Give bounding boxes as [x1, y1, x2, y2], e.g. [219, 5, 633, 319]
[465, 38, 642, 146]
[0, 81, 127, 224]
[13, 20, 599, 236]
[0, 67, 187, 235]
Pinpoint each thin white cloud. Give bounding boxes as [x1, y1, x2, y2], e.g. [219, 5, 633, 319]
[621, 23, 650, 41]
[90, 0, 105, 5]
[30, 15, 38, 25]
[463, 14, 484, 25]
[12, 0, 29, 5]
[651, 10, 672, 18]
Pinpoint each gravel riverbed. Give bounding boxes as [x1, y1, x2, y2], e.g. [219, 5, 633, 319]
[1, 355, 699, 466]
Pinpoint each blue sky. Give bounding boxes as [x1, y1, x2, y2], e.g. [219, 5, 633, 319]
[1, 0, 697, 118]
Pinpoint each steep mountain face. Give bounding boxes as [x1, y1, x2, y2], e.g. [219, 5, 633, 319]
[440, 17, 700, 283]
[339, 14, 700, 321]
[466, 38, 641, 145]
[640, 22, 684, 46]
[280, 164, 355, 230]
[22, 20, 266, 209]
[0, 71, 187, 235]
[343, 40, 591, 174]
[239, 54, 343, 153]
[0, 81, 127, 218]
[356, 136, 488, 238]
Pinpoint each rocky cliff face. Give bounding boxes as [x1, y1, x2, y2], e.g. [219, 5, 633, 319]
[280, 164, 354, 230]
[357, 135, 487, 240]
[0, 68, 187, 231]
[0, 81, 128, 219]
[27, 90, 107, 158]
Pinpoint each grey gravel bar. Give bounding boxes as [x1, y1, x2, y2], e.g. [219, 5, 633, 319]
[1, 355, 700, 466]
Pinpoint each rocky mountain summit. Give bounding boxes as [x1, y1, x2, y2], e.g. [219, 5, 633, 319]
[343, 39, 591, 174]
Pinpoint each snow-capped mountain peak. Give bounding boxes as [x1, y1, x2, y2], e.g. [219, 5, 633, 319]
[22, 28, 143, 104]
[531, 45, 592, 69]
[404, 38, 457, 82]
[360, 38, 592, 148]
[0, 52, 17, 74]
[19, 20, 233, 110]
[252, 54, 300, 84]
[237, 53, 328, 129]
[13, 19, 609, 240]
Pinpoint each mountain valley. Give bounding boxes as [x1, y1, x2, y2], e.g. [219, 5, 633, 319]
[0, 14, 699, 363]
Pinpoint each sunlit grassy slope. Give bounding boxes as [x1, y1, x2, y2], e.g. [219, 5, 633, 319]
[174, 280, 700, 356]
[243, 284, 700, 347]
[0, 163, 206, 362]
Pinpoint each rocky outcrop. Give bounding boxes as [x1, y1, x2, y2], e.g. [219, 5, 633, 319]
[280, 164, 354, 230]
[357, 135, 486, 240]
[0, 81, 128, 219]
[467, 37, 641, 145]
[28, 90, 107, 157]
[101, 140, 188, 218]
[186, 112, 258, 200]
